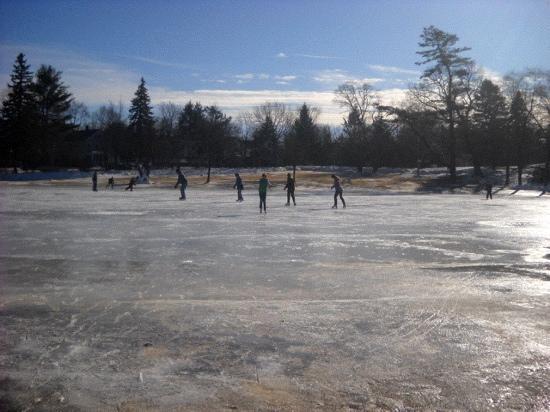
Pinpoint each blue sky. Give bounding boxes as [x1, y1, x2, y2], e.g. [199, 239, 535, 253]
[1, 0, 549, 124]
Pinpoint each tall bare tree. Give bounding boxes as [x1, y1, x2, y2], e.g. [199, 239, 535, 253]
[334, 83, 378, 124]
[413, 26, 474, 183]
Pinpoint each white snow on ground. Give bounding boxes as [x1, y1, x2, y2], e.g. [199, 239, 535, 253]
[1, 184, 549, 410]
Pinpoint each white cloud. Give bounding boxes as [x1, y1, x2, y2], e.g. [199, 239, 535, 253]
[368, 64, 420, 76]
[118, 54, 191, 69]
[275, 75, 297, 82]
[234, 73, 255, 81]
[479, 66, 503, 84]
[313, 69, 383, 86]
[276, 52, 288, 58]
[296, 53, 342, 60]
[258, 73, 270, 80]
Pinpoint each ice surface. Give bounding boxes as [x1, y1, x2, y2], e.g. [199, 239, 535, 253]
[1, 184, 549, 410]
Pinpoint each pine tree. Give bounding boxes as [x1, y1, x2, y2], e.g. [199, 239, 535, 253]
[340, 107, 369, 171]
[0, 53, 36, 169]
[285, 104, 318, 177]
[251, 115, 278, 166]
[473, 79, 508, 170]
[32, 64, 73, 166]
[128, 77, 155, 162]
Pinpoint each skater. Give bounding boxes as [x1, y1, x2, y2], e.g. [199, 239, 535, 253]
[331, 174, 346, 209]
[258, 173, 271, 213]
[284, 173, 296, 206]
[106, 176, 115, 190]
[485, 182, 493, 200]
[233, 173, 244, 201]
[92, 171, 98, 192]
[125, 176, 136, 191]
[175, 168, 188, 200]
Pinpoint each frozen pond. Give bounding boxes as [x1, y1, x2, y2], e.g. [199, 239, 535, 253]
[1, 185, 549, 410]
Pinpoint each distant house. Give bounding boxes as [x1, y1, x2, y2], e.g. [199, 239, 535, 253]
[60, 126, 102, 168]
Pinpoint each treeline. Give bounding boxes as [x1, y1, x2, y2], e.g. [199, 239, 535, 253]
[1, 26, 549, 184]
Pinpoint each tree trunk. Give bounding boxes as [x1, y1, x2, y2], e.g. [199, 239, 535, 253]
[505, 164, 510, 186]
[292, 164, 296, 181]
[473, 158, 482, 177]
[545, 138, 550, 187]
[206, 159, 211, 184]
[449, 118, 456, 183]
[517, 165, 523, 186]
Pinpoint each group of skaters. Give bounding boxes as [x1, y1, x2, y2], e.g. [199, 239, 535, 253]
[92, 170, 347, 211]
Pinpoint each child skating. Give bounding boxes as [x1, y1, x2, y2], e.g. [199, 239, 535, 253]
[175, 168, 188, 200]
[284, 173, 296, 206]
[331, 174, 346, 209]
[233, 173, 244, 201]
[258, 173, 272, 213]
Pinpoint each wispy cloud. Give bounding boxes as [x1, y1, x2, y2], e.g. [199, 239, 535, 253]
[275, 52, 342, 60]
[296, 53, 342, 60]
[118, 54, 192, 69]
[275, 75, 297, 82]
[368, 64, 420, 76]
[313, 69, 383, 86]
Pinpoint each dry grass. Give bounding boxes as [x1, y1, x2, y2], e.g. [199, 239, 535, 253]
[2, 170, 430, 192]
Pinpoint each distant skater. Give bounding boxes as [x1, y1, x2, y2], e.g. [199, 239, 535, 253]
[258, 173, 271, 213]
[284, 173, 296, 206]
[485, 182, 493, 200]
[92, 171, 98, 192]
[125, 176, 136, 191]
[106, 176, 115, 190]
[175, 168, 188, 200]
[233, 173, 244, 201]
[331, 174, 346, 209]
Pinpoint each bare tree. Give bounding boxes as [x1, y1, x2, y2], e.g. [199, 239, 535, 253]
[334, 83, 378, 124]
[68, 101, 89, 129]
[91, 101, 125, 129]
[244, 102, 294, 141]
[413, 26, 474, 183]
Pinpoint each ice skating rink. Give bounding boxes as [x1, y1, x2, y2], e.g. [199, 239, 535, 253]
[1, 185, 549, 410]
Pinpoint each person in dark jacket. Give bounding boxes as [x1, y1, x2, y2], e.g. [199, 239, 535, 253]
[92, 171, 98, 192]
[284, 173, 296, 206]
[175, 168, 188, 200]
[258, 173, 271, 213]
[233, 173, 244, 201]
[125, 176, 136, 191]
[331, 174, 346, 209]
[106, 176, 115, 190]
[485, 182, 493, 200]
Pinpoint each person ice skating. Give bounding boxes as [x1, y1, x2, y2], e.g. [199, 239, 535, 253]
[92, 171, 98, 192]
[233, 173, 244, 201]
[284, 173, 296, 206]
[485, 182, 493, 200]
[175, 168, 188, 200]
[258, 173, 271, 213]
[106, 176, 114, 190]
[331, 174, 346, 209]
[125, 176, 136, 191]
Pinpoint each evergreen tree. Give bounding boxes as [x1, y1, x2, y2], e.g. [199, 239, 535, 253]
[370, 118, 395, 172]
[339, 107, 369, 171]
[0, 53, 37, 169]
[32, 64, 73, 166]
[128, 77, 155, 163]
[473, 79, 508, 170]
[284, 104, 319, 177]
[251, 115, 278, 166]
